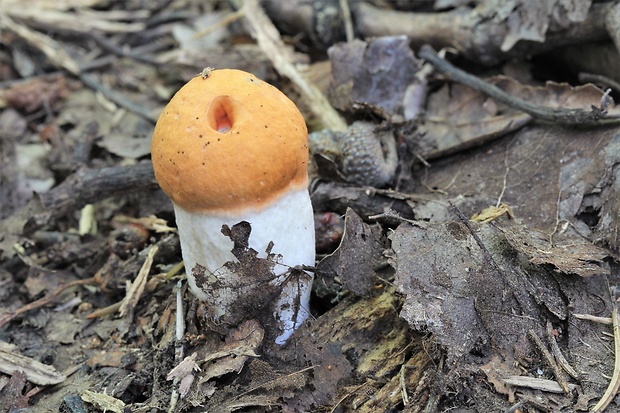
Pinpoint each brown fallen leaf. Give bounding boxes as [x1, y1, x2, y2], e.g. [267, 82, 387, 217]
[198, 319, 264, 383]
[497, 220, 611, 277]
[316, 208, 387, 297]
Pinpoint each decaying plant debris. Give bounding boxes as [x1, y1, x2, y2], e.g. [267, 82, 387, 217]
[2, 0, 620, 412]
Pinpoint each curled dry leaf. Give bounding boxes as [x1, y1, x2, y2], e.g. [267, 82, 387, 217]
[470, 203, 515, 223]
[420, 76, 617, 160]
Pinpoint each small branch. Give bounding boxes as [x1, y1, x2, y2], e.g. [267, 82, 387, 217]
[0, 277, 97, 328]
[119, 245, 159, 317]
[168, 281, 186, 412]
[545, 321, 579, 380]
[1, 12, 159, 122]
[418, 45, 620, 126]
[0, 12, 79, 74]
[528, 329, 569, 393]
[86, 301, 122, 319]
[27, 162, 158, 234]
[573, 313, 612, 325]
[241, 0, 347, 131]
[0, 162, 161, 263]
[192, 9, 244, 39]
[86, 32, 162, 66]
[579, 72, 620, 94]
[0, 341, 66, 385]
[78, 74, 159, 122]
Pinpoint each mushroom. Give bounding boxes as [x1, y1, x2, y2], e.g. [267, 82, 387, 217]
[151, 69, 315, 344]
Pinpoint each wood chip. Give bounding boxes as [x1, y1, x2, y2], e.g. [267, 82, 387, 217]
[503, 376, 577, 394]
[0, 341, 66, 385]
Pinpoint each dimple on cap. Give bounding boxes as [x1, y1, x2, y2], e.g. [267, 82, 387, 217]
[151, 69, 309, 214]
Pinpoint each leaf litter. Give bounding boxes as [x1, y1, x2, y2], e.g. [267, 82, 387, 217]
[1, 1, 620, 412]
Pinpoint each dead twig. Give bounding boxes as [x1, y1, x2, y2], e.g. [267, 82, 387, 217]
[23, 162, 158, 235]
[5, 7, 145, 34]
[418, 45, 620, 126]
[81, 390, 126, 413]
[192, 9, 244, 39]
[78, 74, 159, 122]
[527, 329, 570, 393]
[234, 365, 315, 399]
[579, 72, 620, 93]
[338, 0, 354, 42]
[503, 401, 525, 413]
[0, 277, 97, 328]
[85, 302, 123, 320]
[359, 2, 610, 62]
[545, 321, 579, 380]
[573, 313, 613, 325]
[86, 32, 163, 66]
[119, 245, 159, 318]
[0, 341, 66, 385]
[168, 281, 187, 412]
[241, 0, 347, 131]
[0, 13, 79, 74]
[330, 381, 374, 413]
[1, 12, 160, 122]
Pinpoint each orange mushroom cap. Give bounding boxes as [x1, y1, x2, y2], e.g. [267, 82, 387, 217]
[151, 69, 309, 214]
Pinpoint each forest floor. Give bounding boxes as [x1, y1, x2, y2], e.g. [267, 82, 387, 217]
[1, 1, 620, 412]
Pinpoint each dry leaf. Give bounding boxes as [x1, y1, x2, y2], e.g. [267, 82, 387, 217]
[497, 220, 611, 277]
[328, 36, 420, 119]
[199, 319, 264, 383]
[317, 208, 387, 296]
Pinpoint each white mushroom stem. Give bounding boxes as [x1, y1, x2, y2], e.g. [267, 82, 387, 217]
[174, 187, 315, 344]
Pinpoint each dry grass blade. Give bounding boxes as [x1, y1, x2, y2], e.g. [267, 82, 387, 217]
[119, 245, 159, 317]
[591, 294, 620, 412]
